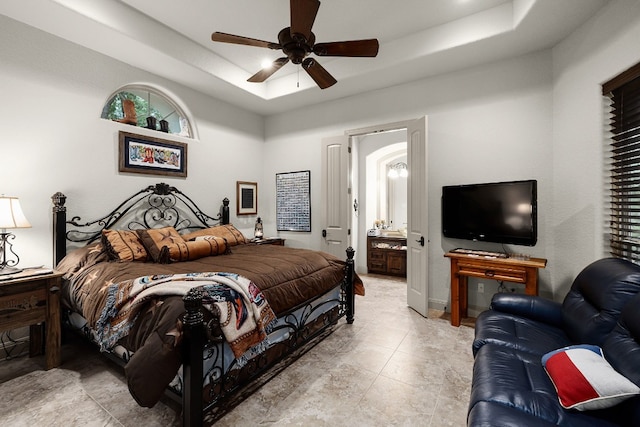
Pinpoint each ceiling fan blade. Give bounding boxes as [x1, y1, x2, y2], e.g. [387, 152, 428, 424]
[247, 58, 290, 83]
[290, 0, 320, 41]
[313, 39, 379, 57]
[302, 58, 337, 89]
[211, 32, 280, 50]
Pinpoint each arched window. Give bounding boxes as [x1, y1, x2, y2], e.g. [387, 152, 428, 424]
[101, 84, 194, 138]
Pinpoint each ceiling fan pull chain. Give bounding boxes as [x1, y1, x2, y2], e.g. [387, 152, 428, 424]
[297, 67, 300, 88]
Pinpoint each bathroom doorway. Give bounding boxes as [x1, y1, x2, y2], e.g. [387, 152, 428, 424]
[359, 134, 408, 236]
[322, 118, 429, 316]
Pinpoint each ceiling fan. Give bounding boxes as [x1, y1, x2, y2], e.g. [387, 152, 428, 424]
[211, 0, 379, 89]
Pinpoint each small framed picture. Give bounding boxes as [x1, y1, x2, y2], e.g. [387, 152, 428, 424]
[237, 181, 257, 215]
[119, 131, 187, 177]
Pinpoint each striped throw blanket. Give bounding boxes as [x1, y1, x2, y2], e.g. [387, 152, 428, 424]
[93, 272, 277, 365]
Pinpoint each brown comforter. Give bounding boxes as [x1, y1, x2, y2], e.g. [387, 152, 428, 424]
[57, 243, 362, 407]
[62, 244, 361, 318]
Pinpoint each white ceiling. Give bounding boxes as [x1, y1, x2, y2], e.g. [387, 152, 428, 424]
[0, 0, 609, 116]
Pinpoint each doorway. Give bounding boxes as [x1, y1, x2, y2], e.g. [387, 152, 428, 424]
[338, 117, 429, 317]
[357, 133, 408, 261]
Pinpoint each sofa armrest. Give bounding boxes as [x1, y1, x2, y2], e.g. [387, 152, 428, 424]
[490, 293, 563, 327]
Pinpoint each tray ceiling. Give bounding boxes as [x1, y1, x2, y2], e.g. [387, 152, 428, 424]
[0, 0, 609, 115]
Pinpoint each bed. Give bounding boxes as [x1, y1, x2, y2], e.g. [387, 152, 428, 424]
[51, 183, 361, 426]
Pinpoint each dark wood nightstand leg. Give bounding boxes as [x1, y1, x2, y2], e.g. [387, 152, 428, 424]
[46, 279, 62, 369]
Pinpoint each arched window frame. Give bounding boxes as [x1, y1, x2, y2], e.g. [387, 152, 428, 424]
[101, 84, 196, 139]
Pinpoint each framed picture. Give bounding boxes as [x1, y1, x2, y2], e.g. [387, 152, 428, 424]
[237, 181, 258, 215]
[119, 131, 187, 177]
[276, 170, 311, 232]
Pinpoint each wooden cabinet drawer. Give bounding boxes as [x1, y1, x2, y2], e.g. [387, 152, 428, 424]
[0, 288, 46, 311]
[0, 288, 47, 333]
[368, 260, 387, 270]
[387, 253, 406, 275]
[457, 261, 527, 283]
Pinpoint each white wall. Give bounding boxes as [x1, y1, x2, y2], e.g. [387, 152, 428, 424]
[551, 0, 640, 299]
[265, 51, 554, 311]
[0, 15, 265, 269]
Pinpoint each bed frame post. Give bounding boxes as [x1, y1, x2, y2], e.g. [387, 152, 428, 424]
[182, 288, 205, 427]
[345, 247, 355, 324]
[51, 192, 67, 266]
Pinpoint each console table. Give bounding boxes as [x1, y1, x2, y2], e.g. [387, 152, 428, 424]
[444, 251, 547, 327]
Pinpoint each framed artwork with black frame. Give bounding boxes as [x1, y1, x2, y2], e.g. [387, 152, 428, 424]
[119, 131, 187, 177]
[236, 181, 258, 215]
[276, 170, 311, 232]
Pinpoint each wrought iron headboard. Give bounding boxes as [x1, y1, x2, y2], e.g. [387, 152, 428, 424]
[52, 182, 230, 265]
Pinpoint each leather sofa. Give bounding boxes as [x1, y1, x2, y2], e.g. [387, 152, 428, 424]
[468, 258, 640, 426]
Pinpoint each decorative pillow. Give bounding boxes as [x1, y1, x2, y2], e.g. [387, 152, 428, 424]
[542, 344, 640, 411]
[162, 237, 230, 263]
[137, 226, 184, 262]
[181, 224, 247, 246]
[102, 229, 148, 262]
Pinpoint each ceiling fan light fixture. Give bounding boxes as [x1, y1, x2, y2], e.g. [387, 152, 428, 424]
[211, 0, 379, 89]
[261, 58, 274, 69]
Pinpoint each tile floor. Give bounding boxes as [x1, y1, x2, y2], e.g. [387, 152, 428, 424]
[0, 274, 475, 426]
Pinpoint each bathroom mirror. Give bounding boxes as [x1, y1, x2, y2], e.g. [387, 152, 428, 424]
[386, 156, 408, 233]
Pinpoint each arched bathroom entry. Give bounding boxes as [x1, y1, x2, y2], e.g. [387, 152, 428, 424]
[358, 132, 407, 237]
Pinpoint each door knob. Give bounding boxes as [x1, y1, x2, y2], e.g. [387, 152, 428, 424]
[416, 236, 425, 246]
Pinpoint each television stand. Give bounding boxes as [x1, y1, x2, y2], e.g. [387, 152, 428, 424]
[444, 251, 547, 326]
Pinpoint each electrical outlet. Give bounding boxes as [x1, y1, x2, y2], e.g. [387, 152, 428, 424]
[478, 282, 484, 293]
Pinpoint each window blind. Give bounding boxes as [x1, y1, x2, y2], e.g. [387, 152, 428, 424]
[603, 63, 640, 262]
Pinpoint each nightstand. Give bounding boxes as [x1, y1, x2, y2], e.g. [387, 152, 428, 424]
[251, 238, 285, 246]
[0, 270, 63, 369]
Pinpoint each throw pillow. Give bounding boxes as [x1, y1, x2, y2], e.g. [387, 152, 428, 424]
[542, 344, 640, 411]
[164, 237, 230, 263]
[137, 226, 184, 262]
[102, 229, 148, 262]
[181, 224, 247, 246]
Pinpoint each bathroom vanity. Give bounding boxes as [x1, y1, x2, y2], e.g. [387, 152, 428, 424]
[367, 234, 407, 277]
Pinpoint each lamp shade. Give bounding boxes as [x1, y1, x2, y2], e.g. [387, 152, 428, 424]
[0, 196, 32, 229]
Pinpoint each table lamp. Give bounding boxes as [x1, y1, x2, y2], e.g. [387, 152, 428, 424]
[0, 195, 32, 275]
[254, 217, 263, 239]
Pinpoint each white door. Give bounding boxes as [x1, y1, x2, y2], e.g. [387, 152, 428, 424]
[406, 117, 429, 316]
[321, 135, 351, 258]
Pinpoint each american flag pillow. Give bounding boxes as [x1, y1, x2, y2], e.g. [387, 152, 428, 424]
[542, 344, 640, 411]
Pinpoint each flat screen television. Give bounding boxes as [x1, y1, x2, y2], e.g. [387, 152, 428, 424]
[442, 179, 537, 246]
